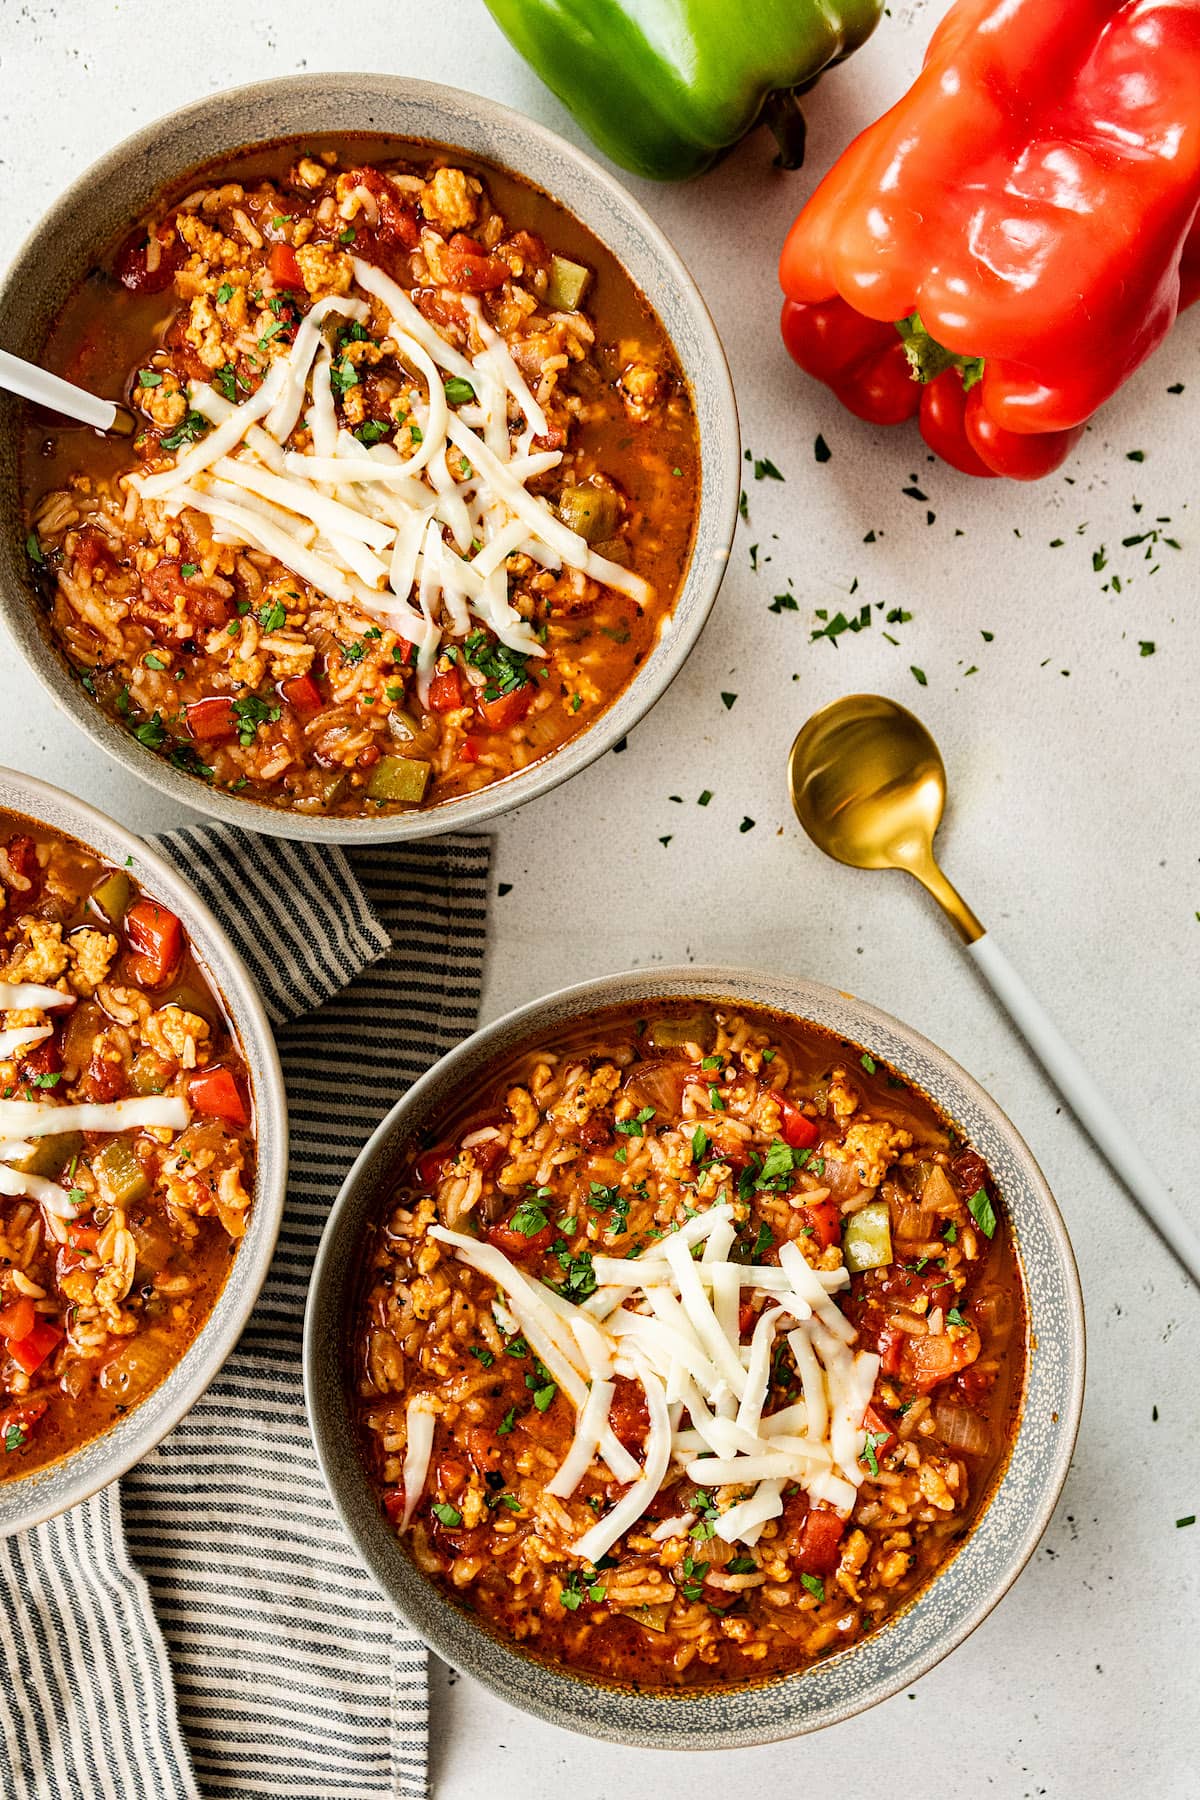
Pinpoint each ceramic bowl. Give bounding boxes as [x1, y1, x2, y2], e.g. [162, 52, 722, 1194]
[0, 73, 740, 842]
[0, 767, 287, 1533]
[304, 966, 1084, 1746]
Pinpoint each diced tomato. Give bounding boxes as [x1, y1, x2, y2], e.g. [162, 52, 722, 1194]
[269, 241, 304, 289]
[344, 167, 421, 251]
[877, 1325, 904, 1378]
[862, 1402, 899, 1459]
[415, 1148, 448, 1187]
[738, 1298, 758, 1337]
[428, 669, 463, 712]
[114, 224, 180, 295]
[125, 898, 183, 987]
[466, 1426, 503, 1477]
[953, 1363, 995, 1409]
[82, 1048, 126, 1103]
[9, 1320, 64, 1377]
[0, 1298, 36, 1342]
[778, 1094, 820, 1149]
[801, 1199, 842, 1250]
[187, 1066, 249, 1128]
[951, 1149, 991, 1198]
[794, 1506, 846, 1576]
[142, 559, 230, 629]
[186, 696, 238, 742]
[444, 234, 510, 292]
[460, 736, 483, 764]
[20, 1036, 62, 1082]
[437, 1454, 469, 1497]
[4, 834, 40, 885]
[485, 1216, 554, 1260]
[470, 1137, 507, 1176]
[609, 1375, 650, 1450]
[578, 1114, 611, 1151]
[381, 1486, 407, 1524]
[279, 672, 324, 718]
[476, 684, 534, 732]
[66, 1223, 99, 1252]
[0, 1400, 47, 1454]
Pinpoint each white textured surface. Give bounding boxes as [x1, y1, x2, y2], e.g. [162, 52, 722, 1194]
[1, 3, 1197, 1795]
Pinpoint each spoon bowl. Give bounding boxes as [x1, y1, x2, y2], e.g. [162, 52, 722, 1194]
[788, 693, 982, 940]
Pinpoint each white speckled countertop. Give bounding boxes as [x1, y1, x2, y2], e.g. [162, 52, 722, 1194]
[1, 3, 1197, 1795]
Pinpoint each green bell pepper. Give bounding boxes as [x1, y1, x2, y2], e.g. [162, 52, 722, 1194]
[483, 0, 884, 181]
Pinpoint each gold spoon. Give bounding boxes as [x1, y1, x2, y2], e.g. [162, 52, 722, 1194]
[789, 692, 1200, 1284]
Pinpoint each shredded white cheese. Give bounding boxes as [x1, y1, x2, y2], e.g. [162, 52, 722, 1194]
[0, 1095, 189, 1141]
[0, 983, 75, 1012]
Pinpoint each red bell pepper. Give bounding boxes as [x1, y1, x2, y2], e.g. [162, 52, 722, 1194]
[777, 1094, 820, 1149]
[269, 242, 304, 290]
[476, 684, 534, 732]
[428, 668, 464, 713]
[801, 1199, 842, 1250]
[279, 672, 325, 719]
[186, 696, 238, 742]
[188, 1066, 250, 1127]
[9, 1320, 64, 1377]
[124, 898, 183, 987]
[780, 0, 1200, 478]
[0, 1298, 37, 1342]
[793, 1506, 846, 1575]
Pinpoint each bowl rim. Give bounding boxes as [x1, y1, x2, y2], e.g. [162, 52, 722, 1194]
[0, 71, 740, 842]
[0, 764, 288, 1532]
[304, 963, 1085, 1747]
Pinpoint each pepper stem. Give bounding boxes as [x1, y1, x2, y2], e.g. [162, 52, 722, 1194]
[761, 90, 807, 171]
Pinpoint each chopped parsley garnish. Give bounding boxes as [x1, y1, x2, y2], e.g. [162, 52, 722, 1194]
[144, 652, 167, 670]
[751, 1220, 774, 1259]
[860, 1052, 877, 1074]
[132, 712, 167, 749]
[768, 592, 799, 614]
[257, 320, 289, 349]
[946, 1307, 968, 1328]
[698, 789, 713, 806]
[753, 456, 784, 482]
[468, 1345, 495, 1368]
[431, 1502, 462, 1528]
[258, 599, 287, 632]
[25, 530, 45, 566]
[532, 1381, 557, 1412]
[615, 1105, 655, 1137]
[231, 692, 281, 746]
[701, 1055, 723, 1070]
[29, 1071, 62, 1089]
[354, 420, 390, 446]
[727, 1556, 757, 1575]
[708, 1084, 726, 1112]
[338, 226, 357, 245]
[508, 1197, 550, 1237]
[497, 1407, 517, 1434]
[757, 1140, 795, 1188]
[799, 1572, 825, 1602]
[720, 691, 737, 710]
[553, 1245, 597, 1302]
[161, 411, 211, 452]
[3, 1423, 26, 1453]
[861, 1429, 890, 1478]
[216, 281, 234, 304]
[463, 628, 529, 700]
[967, 1186, 997, 1239]
[137, 369, 163, 388]
[691, 1126, 709, 1162]
[213, 364, 240, 402]
[443, 376, 476, 405]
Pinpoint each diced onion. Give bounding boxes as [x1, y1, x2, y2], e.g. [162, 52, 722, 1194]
[934, 1399, 992, 1456]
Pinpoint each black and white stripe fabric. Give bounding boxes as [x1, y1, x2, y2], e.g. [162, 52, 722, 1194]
[0, 828, 491, 1800]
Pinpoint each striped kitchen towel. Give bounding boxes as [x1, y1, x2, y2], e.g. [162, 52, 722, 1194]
[0, 827, 492, 1800]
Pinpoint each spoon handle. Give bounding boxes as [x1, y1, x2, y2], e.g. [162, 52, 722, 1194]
[0, 348, 121, 432]
[966, 930, 1200, 1284]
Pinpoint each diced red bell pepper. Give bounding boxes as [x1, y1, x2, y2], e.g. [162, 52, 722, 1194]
[187, 1066, 249, 1128]
[794, 1506, 846, 1576]
[186, 696, 238, 742]
[777, 1094, 820, 1149]
[344, 168, 420, 251]
[66, 1222, 99, 1252]
[0, 1298, 37, 1342]
[20, 1036, 62, 1081]
[9, 1320, 64, 1377]
[381, 1486, 407, 1524]
[877, 1325, 904, 1378]
[801, 1199, 842, 1250]
[124, 898, 183, 987]
[460, 736, 483, 764]
[279, 672, 325, 718]
[428, 669, 464, 713]
[476, 684, 534, 732]
[437, 1454, 469, 1496]
[4, 834, 39, 886]
[269, 242, 304, 290]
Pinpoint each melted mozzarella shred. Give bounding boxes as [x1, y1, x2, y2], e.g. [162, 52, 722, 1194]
[401, 1395, 439, 1531]
[0, 983, 76, 1013]
[131, 254, 655, 686]
[429, 1198, 882, 1561]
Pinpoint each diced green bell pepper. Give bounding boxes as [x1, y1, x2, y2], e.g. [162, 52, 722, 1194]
[93, 1139, 150, 1208]
[13, 1131, 82, 1180]
[557, 483, 620, 543]
[482, 0, 884, 181]
[90, 869, 132, 925]
[546, 254, 591, 311]
[367, 754, 432, 805]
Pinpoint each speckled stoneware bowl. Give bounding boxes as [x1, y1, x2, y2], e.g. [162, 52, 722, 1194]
[0, 73, 739, 843]
[305, 966, 1084, 1747]
[0, 767, 287, 1534]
